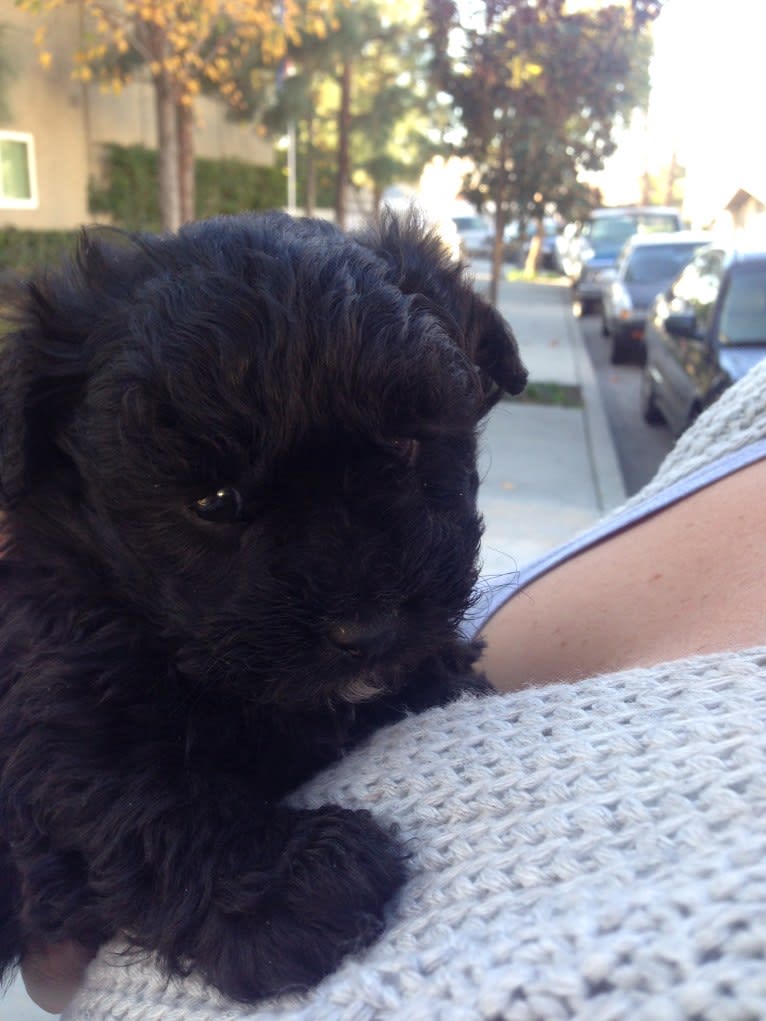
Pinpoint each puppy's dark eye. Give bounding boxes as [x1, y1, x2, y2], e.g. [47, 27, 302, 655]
[387, 438, 420, 468]
[193, 486, 244, 523]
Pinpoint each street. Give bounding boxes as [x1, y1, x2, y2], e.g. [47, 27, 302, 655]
[576, 306, 674, 495]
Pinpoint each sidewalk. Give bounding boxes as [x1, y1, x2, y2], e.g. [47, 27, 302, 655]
[475, 270, 626, 577]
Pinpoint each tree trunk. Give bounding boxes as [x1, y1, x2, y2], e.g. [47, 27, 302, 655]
[489, 138, 511, 305]
[154, 72, 182, 232]
[177, 101, 195, 224]
[665, 149, 678, 205]
[524, 218, 543, 278]
[490, 204, 507, 306]
[335, 59, 352, 229]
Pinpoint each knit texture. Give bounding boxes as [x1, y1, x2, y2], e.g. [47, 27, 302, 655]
[66, 653, 766, 1021]
[63, 362, 766, 1021]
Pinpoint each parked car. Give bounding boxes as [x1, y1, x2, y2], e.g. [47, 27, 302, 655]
[601, 231, 711, 364]
[568, 206, 684, 315]
[452, 214, 493, 258]
[641, 247, 766, 436]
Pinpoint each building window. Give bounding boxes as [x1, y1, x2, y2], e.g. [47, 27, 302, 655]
[0, 131, 38, 210]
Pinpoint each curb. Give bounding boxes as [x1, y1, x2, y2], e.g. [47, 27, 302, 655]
[565, 307, 628, 513]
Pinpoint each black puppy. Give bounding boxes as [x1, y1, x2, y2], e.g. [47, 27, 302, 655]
[0, 211, 525, 1002]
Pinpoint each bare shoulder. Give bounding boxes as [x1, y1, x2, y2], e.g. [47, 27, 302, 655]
[479, 457, 766, 692]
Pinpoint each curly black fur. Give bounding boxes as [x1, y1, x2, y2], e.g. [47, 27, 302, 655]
[0, 210, 526, 1002]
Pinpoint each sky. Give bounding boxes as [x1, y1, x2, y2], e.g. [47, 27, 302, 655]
[598, 0, 766, 222]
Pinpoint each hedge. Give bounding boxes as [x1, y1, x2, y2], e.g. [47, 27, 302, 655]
[89, 143, 286, 231]
[0, 228, 78, 276]
[0, 144, 287, 274]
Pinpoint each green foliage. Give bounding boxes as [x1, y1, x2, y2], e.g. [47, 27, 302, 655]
[428, 1, 665, 210]
[89, 144, 286, 231]
[427, 0, 666, 296]
[88, 145, 161, 230]
[260, 2, 441, 216]
[294, 147, 337, 209]
[0, 144, 287, 276]
[194, 154, 287, 219]
[514, 380, 583, 408]
[0, 228, 77, 275]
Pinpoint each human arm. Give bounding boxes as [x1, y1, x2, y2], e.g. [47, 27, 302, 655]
[479, 456, 766, 691]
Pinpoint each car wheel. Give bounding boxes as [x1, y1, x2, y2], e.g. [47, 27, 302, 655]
[610, 333, 628, 365]
[640, 367, 665, 425]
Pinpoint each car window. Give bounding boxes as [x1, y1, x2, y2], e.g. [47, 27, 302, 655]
[718, 266, 766, 345]
[584, 216, 636, 247]
[584, 211, 681, 250]
[670, 248, 724, 335]
[632, 212, 682, 233]
[453, 217, 486, 232]
[623, 244, 703, 285]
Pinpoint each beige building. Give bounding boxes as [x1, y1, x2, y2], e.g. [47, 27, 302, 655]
[0, 4, 274, 230]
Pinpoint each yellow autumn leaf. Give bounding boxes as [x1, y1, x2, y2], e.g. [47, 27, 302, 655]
[39, 50, 53, 70]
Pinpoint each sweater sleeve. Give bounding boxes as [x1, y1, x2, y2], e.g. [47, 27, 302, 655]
[64, 648, 766, 1021]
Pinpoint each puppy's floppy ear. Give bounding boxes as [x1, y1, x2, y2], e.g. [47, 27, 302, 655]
[0, 231, 124, 507]
[354, 209, 527, 410]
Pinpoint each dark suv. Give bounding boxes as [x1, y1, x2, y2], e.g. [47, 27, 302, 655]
[568, 206, 684, 315]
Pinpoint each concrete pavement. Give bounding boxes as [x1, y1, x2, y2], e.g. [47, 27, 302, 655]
[473, 266, 626, 578]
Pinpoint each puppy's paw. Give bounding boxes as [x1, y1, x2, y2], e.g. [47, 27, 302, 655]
[197, 806, 407, 1002]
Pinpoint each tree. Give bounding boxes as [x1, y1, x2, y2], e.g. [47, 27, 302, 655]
[299, 1, 391, 227]
[261, 1, 442, 225]
[350, 16, 443, 215]
[427, 0, 665, 299]
[16, 0, 327, 230]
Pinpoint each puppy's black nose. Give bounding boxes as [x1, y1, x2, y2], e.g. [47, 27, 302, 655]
[328, 614, 399, 656]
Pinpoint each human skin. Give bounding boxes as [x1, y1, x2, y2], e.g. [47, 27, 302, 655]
[21, 941, 92, 1013]
[479, 457, 766, 691]
[22, 457, 766, 1012]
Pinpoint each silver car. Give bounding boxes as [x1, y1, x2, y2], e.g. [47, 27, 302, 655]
[568, 206, 684, 315]
[641, 246, 766, 435]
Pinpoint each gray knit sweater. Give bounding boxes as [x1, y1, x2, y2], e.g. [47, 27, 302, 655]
[65, 363, 766, 1021]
